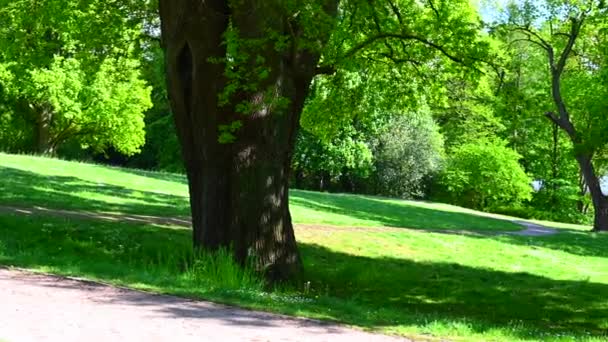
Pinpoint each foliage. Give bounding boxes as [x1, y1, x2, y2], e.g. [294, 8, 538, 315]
[0, 0, 153, 155]
[491, 28, 587, 222]
[125, 44, 184, 172]
[292, 127, 373, 192]
[436, 140, 532, 210]
[531, 178, 592, 224]
[433, 72, 505, 149]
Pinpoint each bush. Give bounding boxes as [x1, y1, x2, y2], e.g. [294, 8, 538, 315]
[292, 128, 373, 192]
[435, 140, 532, 210]
[369, 112, 444, 199]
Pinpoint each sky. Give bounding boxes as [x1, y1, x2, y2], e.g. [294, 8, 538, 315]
[474, 0, 515, 23]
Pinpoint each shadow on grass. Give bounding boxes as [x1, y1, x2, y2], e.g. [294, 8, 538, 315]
[291, 190, 521, 232]
[0, 165, 520, 234]
[495, 231, 608, 259]
[112, 166, 188, 185]
[0, 166, 190, 217]
[299, 243, 608, 340]
[0, 213, 606, 341]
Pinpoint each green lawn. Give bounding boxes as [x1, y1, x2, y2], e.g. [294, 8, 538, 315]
[0, 153, 523, 232]
[0, 153, 606, 341]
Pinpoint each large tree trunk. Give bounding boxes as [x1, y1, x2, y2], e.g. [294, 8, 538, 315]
[159, 0, 337, 280]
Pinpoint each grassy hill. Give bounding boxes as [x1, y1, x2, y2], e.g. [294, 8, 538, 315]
[0, 153, 606, 342]
[0, 152, 525, 231]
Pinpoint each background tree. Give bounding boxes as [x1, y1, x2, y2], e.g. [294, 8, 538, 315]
[296, 0, 490, 198]
[494, 30, 586, 223]
[292, 126, 373, 192]
[369, 108, 444, 199]
[0, 0, 153, 155]
[497, 0, 608, 231]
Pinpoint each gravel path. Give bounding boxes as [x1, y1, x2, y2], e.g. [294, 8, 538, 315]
[508, 221, 559, 237]
[0, 268, 408, 342]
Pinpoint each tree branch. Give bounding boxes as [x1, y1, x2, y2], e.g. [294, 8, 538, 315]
[555, 16, 585, 74]
[385, 0, 405, 26]
[545, 111, 561, 125]
[343, 33, 465, 64]
[426, 0, 441, 20]
[509, 37, 550, 51]
[511, 26, 552, 51]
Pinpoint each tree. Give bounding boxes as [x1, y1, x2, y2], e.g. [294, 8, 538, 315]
[499, 0, 608, 231]
[292, 127, 373, 192]
[370, 108, 444, 199]
[159, 0, 340, 279]
[0, 0, 153, 155]
[159, 0, 489, 279]
[493, 30, 586, 223]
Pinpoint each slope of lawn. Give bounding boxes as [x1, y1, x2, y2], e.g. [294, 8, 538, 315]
[0, 153, 523, 232]
[1, 152, 606, 341]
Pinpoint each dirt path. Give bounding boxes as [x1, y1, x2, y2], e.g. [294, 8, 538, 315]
[0, 205, 559, 236]
[0, 268, 408, 342]
[0, 205, 192, 227]
[507, 220, 559, 237]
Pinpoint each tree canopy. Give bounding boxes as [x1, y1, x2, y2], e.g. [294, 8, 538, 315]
[0, 0, 153, 155]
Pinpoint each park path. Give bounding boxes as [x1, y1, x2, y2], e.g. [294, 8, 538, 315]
[508, 220, 559, 237]
[0, 268, 408, 342]
[0, 204, 559, 236]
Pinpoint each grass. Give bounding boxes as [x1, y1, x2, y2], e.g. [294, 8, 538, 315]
[0, 213, 606, 341]
[0, 153, 607, 341]
[0, 153, 522, 232]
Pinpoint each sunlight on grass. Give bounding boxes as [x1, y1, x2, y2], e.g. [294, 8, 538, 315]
[1, 153, 524, 232]
[0, 212, 607, 341]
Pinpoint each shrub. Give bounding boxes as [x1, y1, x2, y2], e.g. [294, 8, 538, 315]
[436, 140, 532, 210]
[370, 112, 444, 199]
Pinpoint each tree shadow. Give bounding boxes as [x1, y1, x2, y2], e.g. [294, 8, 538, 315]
[0, 166, 190, 217]
[2, 165, 604, 260]
[290, 190, 521, 232]
[495, 231, 608, 258]
[1, 212, 606, 341]
[299, 243, 608, 340]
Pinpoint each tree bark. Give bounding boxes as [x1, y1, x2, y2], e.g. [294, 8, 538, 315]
[575, 154, 608, 231]
[36, 107, 55, 155]
[159, 0, 338, 280]
[546, 110, 607, 232]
